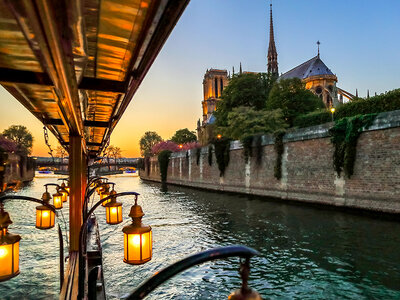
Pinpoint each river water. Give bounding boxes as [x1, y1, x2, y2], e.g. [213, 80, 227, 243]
[0, 174, 400, 299]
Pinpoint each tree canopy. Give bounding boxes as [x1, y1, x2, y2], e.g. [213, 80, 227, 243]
[214, 72, 275, 127]
[139, 131, 162, 157]
[2, 125, 33, 155]
[170, 128, 197, 144]
[266, 78, 324, 126]
[219, 107, 288, 141]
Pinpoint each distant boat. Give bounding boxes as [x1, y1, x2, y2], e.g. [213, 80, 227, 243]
[38, 167, 53, 174]
[125, 168, 138, 176]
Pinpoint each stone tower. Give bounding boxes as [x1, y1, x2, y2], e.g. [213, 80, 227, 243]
[267, 3, 278, 76]
[202, 69, 229, 123]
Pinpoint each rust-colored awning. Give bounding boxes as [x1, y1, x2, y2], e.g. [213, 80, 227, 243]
[0, 0, 189, 157]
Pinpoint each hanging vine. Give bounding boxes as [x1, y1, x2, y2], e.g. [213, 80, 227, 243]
[329, 114, 376, 178]
[241, 136, 253, 163]
[196, 147, 201, 165]
[213, 138, 231, 177]
[208, 145, 213, 166]
[158, 150, 172, 183]
[241, 135, 264, 165]
[254, 135, 263, 166]
[274, 131, 285, 180]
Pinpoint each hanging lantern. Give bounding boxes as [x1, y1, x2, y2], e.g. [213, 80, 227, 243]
[52, 190, 63, 210]
[96, 181, 107, 195]
[36, 195, 55, 230]
[104, 190, 122, 225]
[0, 208, 21, 282]
[60, 182, 68, 202]
[100, 184, 111, 207]
[122, 196, 152, 265]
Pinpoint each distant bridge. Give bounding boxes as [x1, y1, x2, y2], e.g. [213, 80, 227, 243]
[34, 157, 139, 170]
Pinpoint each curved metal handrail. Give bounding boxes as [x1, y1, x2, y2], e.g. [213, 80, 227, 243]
[0, 195, 56, 212]
[127, 245, 259, 300]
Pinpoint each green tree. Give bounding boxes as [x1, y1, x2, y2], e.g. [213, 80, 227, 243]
[219, 107, 288, 141]
[139, 131, 162, 157]
[2, 125, 34, 155]
[266, 78, 324, 126]
[170, 128, 197, 144]
[215, 72, 275, 127]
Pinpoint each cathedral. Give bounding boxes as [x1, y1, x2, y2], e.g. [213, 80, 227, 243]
[197, 3, 354, 144]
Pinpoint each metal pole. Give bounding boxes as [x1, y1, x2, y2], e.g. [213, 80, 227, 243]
[69, 134, 83, 252]
[58, 224, 64, 290]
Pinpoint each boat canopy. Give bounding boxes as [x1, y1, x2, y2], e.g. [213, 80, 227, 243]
[0, 0, 189, 157]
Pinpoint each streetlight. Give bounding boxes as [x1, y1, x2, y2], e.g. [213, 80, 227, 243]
[0, 205, 21, 282]
[330, 107, 335, 122]
[217, 134, 222, 139]
[122, 194, 152, 265]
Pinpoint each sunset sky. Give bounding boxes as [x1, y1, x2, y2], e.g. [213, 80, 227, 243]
[0, 0, 399, 157]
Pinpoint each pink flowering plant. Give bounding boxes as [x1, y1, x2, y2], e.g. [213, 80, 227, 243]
[151, 141, 180, 155]
[0, 135, 18, 153]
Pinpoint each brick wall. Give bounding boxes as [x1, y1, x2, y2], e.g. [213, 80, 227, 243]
[141, 110, 400, 214]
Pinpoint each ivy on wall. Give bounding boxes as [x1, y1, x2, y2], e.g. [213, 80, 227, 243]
[158, 150, 172, 183]
[208, 145, 213, 166]
[274, 131, 285, 180]
[329, 114, 376, 178]
[213, 138, 231, 177]
[196, 147, 201, 165]
[241, 135, 264, 165]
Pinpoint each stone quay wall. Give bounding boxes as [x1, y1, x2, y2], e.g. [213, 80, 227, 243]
[140, 110, 400, 214]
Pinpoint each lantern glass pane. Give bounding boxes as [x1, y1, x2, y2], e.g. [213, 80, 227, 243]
[142, 232, 151, 261]
[36, 209, 55, 229]
[0, 244, 12, 278]
[124, 233, 128, 261]
[13, 242, 19, 274]
[54, 196, 63, 209]
[106, 206, 122, 224]
[61, 191, 68, 202]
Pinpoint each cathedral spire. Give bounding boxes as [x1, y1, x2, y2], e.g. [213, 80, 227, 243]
[267, 1, 278, 76]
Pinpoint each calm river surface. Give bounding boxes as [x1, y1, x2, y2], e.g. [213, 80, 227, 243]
[1, 174, 400, 299]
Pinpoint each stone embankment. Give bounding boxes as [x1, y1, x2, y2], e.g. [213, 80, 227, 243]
[140, 110, 400, 214]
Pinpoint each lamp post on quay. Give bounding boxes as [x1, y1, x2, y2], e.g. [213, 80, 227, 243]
[330, 107, 336, 122]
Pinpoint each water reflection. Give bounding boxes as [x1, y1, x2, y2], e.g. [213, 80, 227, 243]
[1, 175, 400, 299]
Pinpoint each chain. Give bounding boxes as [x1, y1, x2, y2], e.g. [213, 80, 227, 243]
[239, 257, 250, 294]
[101, 138, 110, 158]
[43, 126, 55, 163]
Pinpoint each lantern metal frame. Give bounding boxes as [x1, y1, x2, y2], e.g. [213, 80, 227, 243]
[82, 177, 109, 219]
[78, 191, 140, 299]
[126, 245, 259, 300]
[122, 194, 152, 265]
[0, 195, 65, 287]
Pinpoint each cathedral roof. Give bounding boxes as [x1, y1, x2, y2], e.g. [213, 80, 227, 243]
[280, 55, 335, 80]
